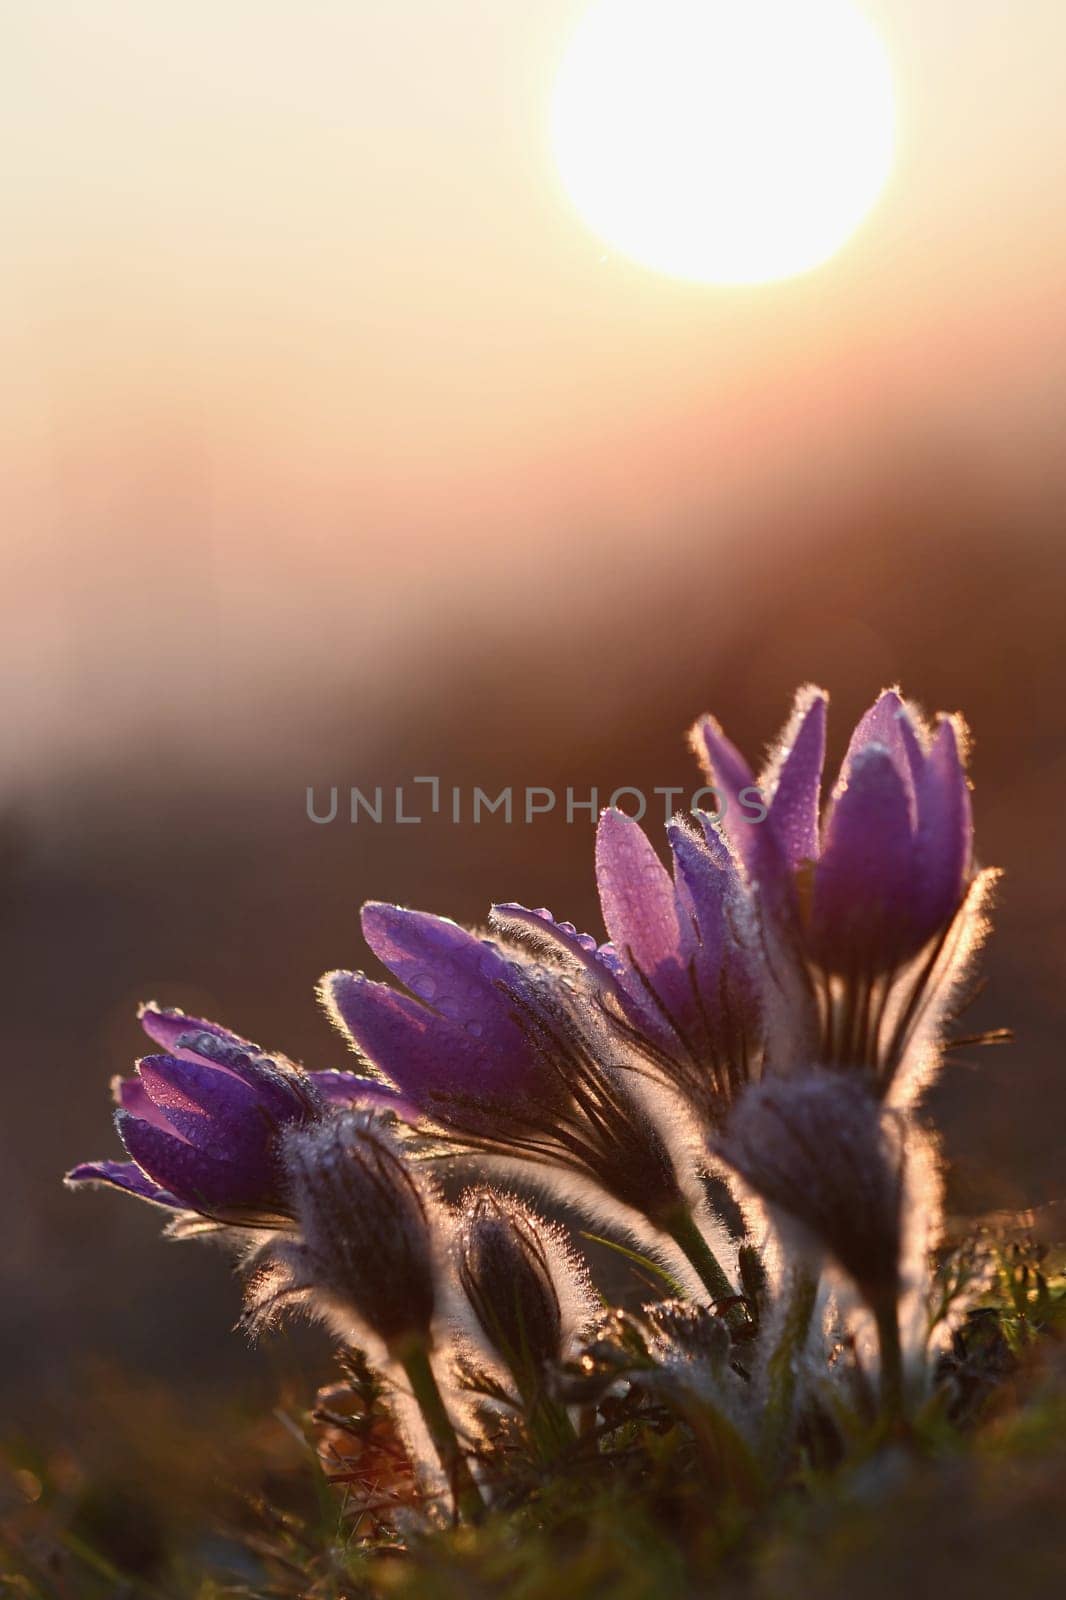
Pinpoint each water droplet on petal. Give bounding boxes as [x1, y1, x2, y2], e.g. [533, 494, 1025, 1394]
[409, 971, 438, 1000]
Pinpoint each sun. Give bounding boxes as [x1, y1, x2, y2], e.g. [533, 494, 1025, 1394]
[550, 0, 896, 285]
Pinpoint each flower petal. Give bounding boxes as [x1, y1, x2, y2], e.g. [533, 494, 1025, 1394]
[158, 1028, 318, 1122]
[138, 1003, 256, 1062]
[596, 809, 704, 1045]
[766, 688, 827, 869]
[810, 745, 917, 972]
[912, 717, 972, 937]
[117, 1111, 275, 1212]
[64, 1159, 183, 1209]
[111, 1073, 180, 1134]
[689, 714, 763, 876]
[136, 1054, 278, 1158]
[597, 809, 689, 977]
[361, 903, 528, 1057]
[667, 822, 727, 986]
[307, 1069, 418, 1118]
[833, 690, 922, 826]
[323, 969, 536, 1108]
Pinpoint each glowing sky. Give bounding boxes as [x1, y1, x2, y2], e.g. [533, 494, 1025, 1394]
[3, 1, 1065, 776]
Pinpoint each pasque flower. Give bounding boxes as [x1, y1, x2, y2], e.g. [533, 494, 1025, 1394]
[59, 676, 1004, 1488]
[323, 903, 737, 1302]
[717, 1072, 905, 1309]
[497, 807, 763, 1130]
[717, 1070, 909, 1419]
[251, 1111, 444, 1352]
[66, 1004, 406, 1226]
[691, 687, 987, 1086]
[456, 1189, 592, 1407]
[249, 1111, 483, 1520]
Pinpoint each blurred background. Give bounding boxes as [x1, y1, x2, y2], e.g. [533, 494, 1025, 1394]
[3, 0, 1064, 1427]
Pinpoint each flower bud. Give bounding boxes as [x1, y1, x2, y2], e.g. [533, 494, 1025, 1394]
[716, 1072, 905, 1309]
[457, 1189, 586, 1397]
[281, 1112, 442, 1354]
[642, 1299, 732, 1371]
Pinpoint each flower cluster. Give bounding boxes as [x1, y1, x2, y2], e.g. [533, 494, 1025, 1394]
[66, 685, 997, 1519]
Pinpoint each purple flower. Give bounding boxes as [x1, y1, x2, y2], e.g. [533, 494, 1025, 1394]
[596, 807, 761, 1120]
[691, 688, 984, 1083]
[457, 1188, 592, 1388]
[322, 907, 563, 1129]
[716, 1072, 905, 1311]
[692, 687, 973, 972]
[66, 1005, 406, 1226]
[321, 905, 696, 1232]
[493, 810, 762, 1131]
[247, 1111, 444, 1353]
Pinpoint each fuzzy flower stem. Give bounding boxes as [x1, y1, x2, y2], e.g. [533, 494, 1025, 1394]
[759, 1266, 819, 1472]
[396, 1338, 483, 1523]
[672, 1389, 765, 1507]
[660, 1205, 737, 1311]
[526, 1392, 579, 1461]
[874, 1294, 905, 1429]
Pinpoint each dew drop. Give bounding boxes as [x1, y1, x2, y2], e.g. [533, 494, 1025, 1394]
[409, 971, 438, 1000]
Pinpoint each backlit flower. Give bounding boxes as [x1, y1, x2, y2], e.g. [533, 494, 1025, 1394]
[520, 807, 763, 1129]
[250, 1111, 444, 1354]
[691, 687, 990, 1088]
[456, 1188, 592, 1400]
[322, 904, 736, 1300]
[716, 1071, 905, 1312]
[66, 1004, 405, 1226]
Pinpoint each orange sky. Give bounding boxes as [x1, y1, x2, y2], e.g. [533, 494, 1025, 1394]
[4, 1, 1066, 780]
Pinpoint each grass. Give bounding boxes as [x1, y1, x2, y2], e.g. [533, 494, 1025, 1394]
[2, 1233, 1063, 1600]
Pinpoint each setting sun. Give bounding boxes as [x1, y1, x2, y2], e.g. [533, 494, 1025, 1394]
[551, 0, 897, 284]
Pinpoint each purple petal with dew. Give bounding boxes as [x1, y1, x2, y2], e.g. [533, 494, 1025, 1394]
[65, 1159, 183, 1209]
[323, 969, 538, 1106]
[159, 1028, 315, 1122]
[767, 689, 827, 870]
[489, 903, 626, 996]
[834, 691, 923, 823]
[361, 903, 529, 1055]
[117, 1111, 276, 1211]
[491, 903, 599, 955]
[136, 1054, 282, 1158]
[308, 1070, 418, 1118]
[597, 809, 703, 1045]
[111, 1073, 180, 1135]
[668, 823, 728, 975]
[810, 745, 917, 972]
[689, 715, 761, 872]
[912, 717, 972, 938]
[138, 1003, 257, 1064]
[597, 809, 689, 974]
[690, 715, 794, 914]
[666, 822, 744, 1052]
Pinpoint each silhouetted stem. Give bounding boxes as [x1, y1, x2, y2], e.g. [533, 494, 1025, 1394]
[526, 1391, 578, 1460]
[398, 1339, 483, 1522]
[874, 1295, 904, 1426]
[662, 1206, 737, 1309]
[759, 1266, 819, 1472]
[672, 1387, 765, 1507]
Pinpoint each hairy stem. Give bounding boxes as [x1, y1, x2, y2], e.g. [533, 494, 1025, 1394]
[662, 1205, 737, 1308]
[874, 1293, 905, 1427]
[398, 1339, 483, 1522]
[526, 1390, 579, 1460]
[759, 1266, 819, 1471]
